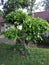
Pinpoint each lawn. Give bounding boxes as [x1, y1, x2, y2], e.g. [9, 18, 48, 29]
[0, 43, 49, 65]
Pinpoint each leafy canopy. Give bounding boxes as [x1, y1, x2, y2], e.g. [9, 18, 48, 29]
[3, 0, 36, 16]
[5, 10, 49, 44]
[22, 16, 49, 43]
[5, 10, 27, 26]
[5, 28, 22, 40]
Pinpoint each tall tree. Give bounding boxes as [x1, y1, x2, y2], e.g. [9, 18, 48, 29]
[1, 0, 4, 5]
[3, 0, 36, 16]
[42, 0, 49, 10]
[27, 0, 35, 16]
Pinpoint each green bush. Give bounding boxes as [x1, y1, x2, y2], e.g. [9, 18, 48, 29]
[5, 11, 49, 52]
[5, 28, 26, 53]
[5, 16, 49, 44]
[5, 28, 22, 40]
[22, 16, 49, 43]
[5, 10, 27, 26]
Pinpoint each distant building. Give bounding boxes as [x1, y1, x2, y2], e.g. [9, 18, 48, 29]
[34, 10, 49, 22]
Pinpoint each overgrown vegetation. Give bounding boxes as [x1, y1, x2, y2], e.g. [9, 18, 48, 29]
[3, 0, 35, 16]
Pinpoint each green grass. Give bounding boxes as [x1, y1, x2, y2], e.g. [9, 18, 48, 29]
[0, 43, 49, 65]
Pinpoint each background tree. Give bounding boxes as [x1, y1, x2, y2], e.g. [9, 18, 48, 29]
[27, 0, 35, 16]
[0, 10, 3, 16]
[1, 0, 4, 5]
[45, 0, 49, 10]
[33, 1, 44, 12]
[42, 0, 49, 10]
[3, 0, 36, 16]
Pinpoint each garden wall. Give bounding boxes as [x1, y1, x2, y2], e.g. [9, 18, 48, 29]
[0, 36, 16, 44]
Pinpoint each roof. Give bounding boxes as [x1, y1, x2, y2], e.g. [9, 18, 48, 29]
[34, 10, 49, 21]
[0, 17, 4, 23]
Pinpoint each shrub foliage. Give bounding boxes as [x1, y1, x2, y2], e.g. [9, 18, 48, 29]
[5, 28, 22, 40]
[22, 16, 49, 43]
[5, 10, 49, 53]
[5, 10, 27, 26]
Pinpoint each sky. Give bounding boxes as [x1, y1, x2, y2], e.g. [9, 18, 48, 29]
[0, 0, 44, 12]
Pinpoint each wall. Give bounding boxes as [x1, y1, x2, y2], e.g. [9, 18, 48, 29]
[0, 35, 16, 44]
